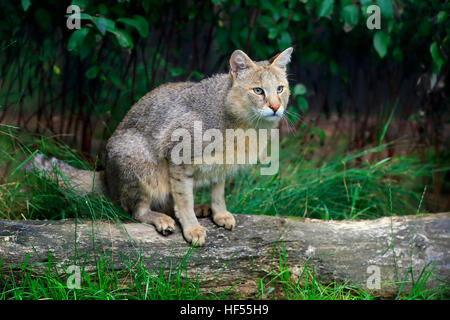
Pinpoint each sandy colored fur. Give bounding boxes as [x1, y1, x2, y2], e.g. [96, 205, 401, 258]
[25, 48, 293, 246]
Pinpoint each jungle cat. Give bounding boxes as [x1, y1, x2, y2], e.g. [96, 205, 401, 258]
[25, 47, 293, 246]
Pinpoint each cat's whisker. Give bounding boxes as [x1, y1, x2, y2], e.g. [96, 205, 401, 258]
[281, 114, 296, 134]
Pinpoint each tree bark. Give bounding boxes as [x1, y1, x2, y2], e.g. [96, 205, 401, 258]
[0, 213, 449, 298]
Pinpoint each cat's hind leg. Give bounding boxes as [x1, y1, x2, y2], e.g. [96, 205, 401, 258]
[133, 199, 176, 236]
[105, 130, 175, 236]
[194, 204, 212, 218]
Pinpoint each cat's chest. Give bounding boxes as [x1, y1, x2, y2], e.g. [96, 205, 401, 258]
[192, 163, 247, 186]
[191, 139, 265, 186]
[189, 127, 271, 185]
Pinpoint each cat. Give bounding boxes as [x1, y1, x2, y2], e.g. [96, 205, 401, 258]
[24, 47, 293, 246]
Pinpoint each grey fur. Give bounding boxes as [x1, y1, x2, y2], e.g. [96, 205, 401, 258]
[25, 48, 293, 246]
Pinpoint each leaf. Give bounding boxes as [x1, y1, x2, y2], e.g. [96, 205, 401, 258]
[169, 67, 184, 77]
[21, 0, 31, 11]
[117, 16, 149, 38]
[297, 96, 308, 113]
[329, 60, 339, 74]
[392, 47, 403, 62]
[71, 0, 89, 7]
[67, 28, 89, 51]
[188, 70, 204, 81]
[268, 28, 278, 39]
[258, 15, 273, 29]
[280, 8, 289, 18]
[286, 106, 300, 122]
[239, 27, 250, 44]
[92, 17, 114, 36]
[293, 83, 307, 96]
[377, 0, 393, 18]
[430, 42, 444, 73]
[313, 127, 326, 141]
[92, 18, 107, 35]
[341, 4, 360, 26]
[109, 74, 125, 88]
[131, 15, 150, 37]
[418, 20, 431, 37]
[85, 66, 99, 79]
[277, 31, 291, 50]
[373, 31, 390, 58]
[261, 0, 278, 18]
[292, 13, 301, 22]
[53, 65, 61, 75]
[79, 13, 93, 21]
[109, 29, 133, 49]
[340, 0, 354, 5]
[317, 0, 334, 18]
[142, 0, 151, 12]
[437, 11, 447, 24]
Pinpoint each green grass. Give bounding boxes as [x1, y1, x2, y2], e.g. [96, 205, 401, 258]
[256, 244, 376, 300]
[1, 241, 447, 300]
[260, 242, 448, 300]
[0, 249, 207, 300]
[1, 251, 366, 300]
[0, 124, 437, 221]
[203, 137, 433, 221]
[0, 124, 448, 300]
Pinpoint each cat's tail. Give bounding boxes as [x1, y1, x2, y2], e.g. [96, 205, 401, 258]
[22, 152, 106, 195]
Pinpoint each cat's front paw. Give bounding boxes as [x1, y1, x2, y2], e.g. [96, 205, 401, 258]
[183, 225, 206, 246]
[212, 211, 236, 230]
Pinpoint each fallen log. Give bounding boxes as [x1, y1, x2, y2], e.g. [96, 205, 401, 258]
[0, 213, 449, 298]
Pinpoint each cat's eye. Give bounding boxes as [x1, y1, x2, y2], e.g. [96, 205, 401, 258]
[277, 85, 284, 94]
[253, 87, 264, 95]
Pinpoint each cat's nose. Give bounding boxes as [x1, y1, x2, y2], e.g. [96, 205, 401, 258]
[269, 105, 280, 112]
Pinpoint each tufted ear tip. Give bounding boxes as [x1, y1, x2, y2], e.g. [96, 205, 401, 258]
[270, 47, 293, 69]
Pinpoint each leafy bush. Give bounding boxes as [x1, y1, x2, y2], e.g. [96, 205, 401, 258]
[1, 1, 447, 150]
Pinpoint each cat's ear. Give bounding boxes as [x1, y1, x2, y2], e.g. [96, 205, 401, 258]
[269, 47, 293, 70]
[229, 50, 256, 79]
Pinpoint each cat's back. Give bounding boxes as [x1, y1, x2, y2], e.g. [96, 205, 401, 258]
[116, 74, 230, 133]
[141, 81, 196, 103]
[139, 73, 230, 112]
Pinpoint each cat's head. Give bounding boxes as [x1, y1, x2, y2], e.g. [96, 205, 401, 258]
[226, 47, 293, 126]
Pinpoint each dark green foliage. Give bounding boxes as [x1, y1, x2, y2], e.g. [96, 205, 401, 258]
[0, 1, 448, 153]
